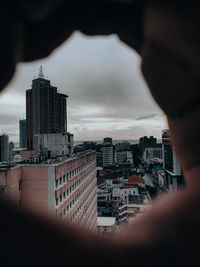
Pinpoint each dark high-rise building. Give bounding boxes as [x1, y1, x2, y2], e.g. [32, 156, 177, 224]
[139, 136, 157, 154]
[19, 119, 26, 148]
[0, 134, 9, 162]
[9, 141, 15, 161]
[26, 66, 68, 150]
[102, 137, 113, 167]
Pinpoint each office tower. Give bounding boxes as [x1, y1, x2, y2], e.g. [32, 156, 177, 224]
[0, 134, 9, 162]
[162, 129, 185, 191]
[102, 137, 113, 167]
[19, 119, 26, 148]
[26, 66, 68, 151]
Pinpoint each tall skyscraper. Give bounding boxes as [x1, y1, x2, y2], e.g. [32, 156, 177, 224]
[19, 119, 26, 148]
[0, 134, 9, 162]
[26, 66, 68, 151]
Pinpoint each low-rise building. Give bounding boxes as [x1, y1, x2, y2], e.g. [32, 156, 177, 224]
[97, 217, 117, 233]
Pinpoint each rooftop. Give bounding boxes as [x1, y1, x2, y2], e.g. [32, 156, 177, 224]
[97, 217, 116, 227]
[128, 175, 143, 184]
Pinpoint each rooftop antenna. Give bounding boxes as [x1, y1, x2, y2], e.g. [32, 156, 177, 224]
[38, 65, 45, 79]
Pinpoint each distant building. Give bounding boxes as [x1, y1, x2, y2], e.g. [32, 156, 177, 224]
[143, 147, 163, 163]
[0, 134, 9, 162]
[139, 136, 157, 154]
[26, 66, 68, 151]
[10, 148, 26, 162]
[19, 119, 26, 148]
[102, 137, 113, 167]
[97, 217, 117, 233]
[115, 142, 131, 152]
[83, 141, 97, 151]
[115, 151, 133, 164]
[103, 137, 112, 144]
[9, 141, 15, 161]
[162, 129, 185, 191]
[34, 133, 73, 158]
[96, 151, 103, 167]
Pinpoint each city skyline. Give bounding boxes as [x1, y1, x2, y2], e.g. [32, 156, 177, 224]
[0, 32, 167, 142]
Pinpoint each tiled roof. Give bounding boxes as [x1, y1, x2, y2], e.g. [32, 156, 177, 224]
[128, 175, 143, 184]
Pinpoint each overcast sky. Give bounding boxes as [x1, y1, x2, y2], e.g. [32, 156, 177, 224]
[0, 32, 167, 143]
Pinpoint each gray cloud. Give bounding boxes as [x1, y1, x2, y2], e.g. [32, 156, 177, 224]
[1, 32, 167, 142]
[135, 113, 160, 121]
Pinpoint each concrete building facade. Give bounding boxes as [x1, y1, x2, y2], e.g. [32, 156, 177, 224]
[34, 133, 74, 158]
[0, 151, 97, 231]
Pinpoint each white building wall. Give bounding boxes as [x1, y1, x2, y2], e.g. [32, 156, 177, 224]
[35, 133, 73, 157]
[113, 187, 139, 202]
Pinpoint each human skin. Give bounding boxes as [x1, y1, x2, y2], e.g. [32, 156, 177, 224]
[0, 1, 200, 266]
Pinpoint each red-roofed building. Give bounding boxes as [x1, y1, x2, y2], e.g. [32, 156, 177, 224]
[120, 175, 145, 189]
[128, 175, 143, 185]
